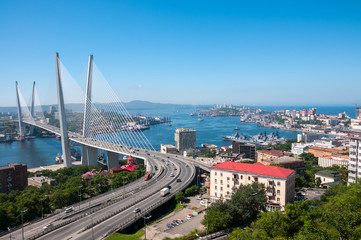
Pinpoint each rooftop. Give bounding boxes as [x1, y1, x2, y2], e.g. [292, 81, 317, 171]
[315, 170, 340, 178]
[263, 156, 304, 164]
[258, 149, 293, 157]
[211, 162, 294, 179]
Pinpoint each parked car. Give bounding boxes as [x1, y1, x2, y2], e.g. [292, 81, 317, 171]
[186, 214, 193, 220]
[196, 195, 202, 200]
[166, 222, 175, 228]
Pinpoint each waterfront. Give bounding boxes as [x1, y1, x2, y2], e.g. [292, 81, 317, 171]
[0, 105, 356, 169]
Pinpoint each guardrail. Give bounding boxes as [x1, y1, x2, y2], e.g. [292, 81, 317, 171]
[101, 162, 196, 239]
[25, 166, 165, 240]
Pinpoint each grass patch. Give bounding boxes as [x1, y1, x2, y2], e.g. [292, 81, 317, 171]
[191, 207, 198, 210]
[106, 228, 145, 240]
[175, 203, 187, 211]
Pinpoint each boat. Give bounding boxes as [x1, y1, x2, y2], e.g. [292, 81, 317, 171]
[168, 124, 172, 127]
[55, 153, 63, 164]
[197, 118, 204, 122]
[234, 127, 239, 130]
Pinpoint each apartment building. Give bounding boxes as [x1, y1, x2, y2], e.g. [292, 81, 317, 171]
[318, 154, 349, 168]
[0, 163, 27, 193]
[348, 137, 361, 184]
[210, 162, 295, 210]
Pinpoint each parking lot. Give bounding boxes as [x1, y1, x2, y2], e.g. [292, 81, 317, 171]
[145, 196, 208, 240]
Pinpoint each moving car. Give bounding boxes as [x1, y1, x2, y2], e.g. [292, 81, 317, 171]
[133, 207, 141, 213]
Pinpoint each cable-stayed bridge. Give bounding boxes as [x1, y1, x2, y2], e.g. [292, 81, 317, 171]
[15, 53, 159, 170]
[5, 52, 212, 240]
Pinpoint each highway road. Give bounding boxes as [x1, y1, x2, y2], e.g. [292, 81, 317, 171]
[0, 150, 196, 240]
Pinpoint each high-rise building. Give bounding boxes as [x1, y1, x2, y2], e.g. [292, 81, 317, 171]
[356, 106, 361, 119]
[348, 137, 361, 184]
[49, 106, 56, 114]
[0, 163, 28, 193]
[174, 128, 196, 154]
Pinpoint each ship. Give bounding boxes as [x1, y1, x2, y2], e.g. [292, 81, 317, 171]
[197, 118, 204, 122]
[222, 131, 285, 146]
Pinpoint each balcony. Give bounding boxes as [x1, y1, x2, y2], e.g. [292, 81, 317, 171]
[349, 165, 357, 171]
[349, 172, 357, 179]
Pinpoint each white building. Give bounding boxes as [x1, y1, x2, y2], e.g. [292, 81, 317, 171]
[315, 170, 341, 185]
[348, 137, 361, 184]
[210, 162, 295, 210]
[160, 144, 178, 154]
[318, 154, 349, 168]
[291, 143, 313, 155]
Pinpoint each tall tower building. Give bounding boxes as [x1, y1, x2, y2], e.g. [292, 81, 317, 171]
[356, 106, 361, 119]
[348, 137, 361, 184]
[175, 128, 196, 154]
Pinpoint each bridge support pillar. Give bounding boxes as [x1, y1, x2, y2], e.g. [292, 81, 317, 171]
[107, 151, 119, 169]
[82, 146, 98, 166]
[55, 52, 72, 167]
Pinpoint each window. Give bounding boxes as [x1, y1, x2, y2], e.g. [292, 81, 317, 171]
[269, 181, 274, 186]
[215, 186, 217, 190]
[221, 187, 223, 191]
[215, 179, 217, 183]
[277, 190, 280, 195]
[240, 175, 243, 180]
[277, 181, 280, 186]
[220, 193, 223, 198]
[220, 180, 223, 185]
[227, 184, 230, 188]
[227, 177, 230, 181]
[215, 172, 217, 176]
[248, 176, 250, 181]
[227, 191, 230, 195]
[220, 173, 223, 177]
[215, 192, 217, 197]
[277, 198, 280, 202]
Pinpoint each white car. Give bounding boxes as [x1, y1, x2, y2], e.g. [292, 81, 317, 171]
[200, 200, 208, 206]
[43, 223, 53, 229]
[65, 207, 73, 213]
[170, 173, 174, 177]
[196, 195, 202, 200]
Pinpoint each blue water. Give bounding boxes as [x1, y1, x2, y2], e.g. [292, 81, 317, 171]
[0, 106, 354, 168]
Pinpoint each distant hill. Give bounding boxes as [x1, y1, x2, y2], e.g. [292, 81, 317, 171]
[0, 100, 205, 113]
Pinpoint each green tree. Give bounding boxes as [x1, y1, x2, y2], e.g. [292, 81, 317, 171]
[175, 192, 185, 203]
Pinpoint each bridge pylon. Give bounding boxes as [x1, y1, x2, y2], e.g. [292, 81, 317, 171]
[15, 81, 24, 139]
[55, 52, 72, 167]
[29, 81, 35, 135]
[81, 55, 98, 166]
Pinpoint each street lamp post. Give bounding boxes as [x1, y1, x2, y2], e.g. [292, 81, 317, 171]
[40, 197, 44, 219]
[122, 176, 127, 196]
[86, 213, 95, 240]
[78, 185, 82, 211]
[143, 213, 152, 240]
[20, 209, 27, 240]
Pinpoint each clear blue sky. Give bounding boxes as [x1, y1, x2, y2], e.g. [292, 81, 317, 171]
[0, 0, 360, 107]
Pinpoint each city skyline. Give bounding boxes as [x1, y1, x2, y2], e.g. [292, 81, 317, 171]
[1, 1, 361, 107]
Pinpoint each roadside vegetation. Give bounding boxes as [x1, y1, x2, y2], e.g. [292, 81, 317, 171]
[228, 182, 361, 240]
[0, 164, 145, 231]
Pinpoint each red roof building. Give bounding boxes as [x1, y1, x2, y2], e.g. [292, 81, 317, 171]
[210, 162, 295, 210]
